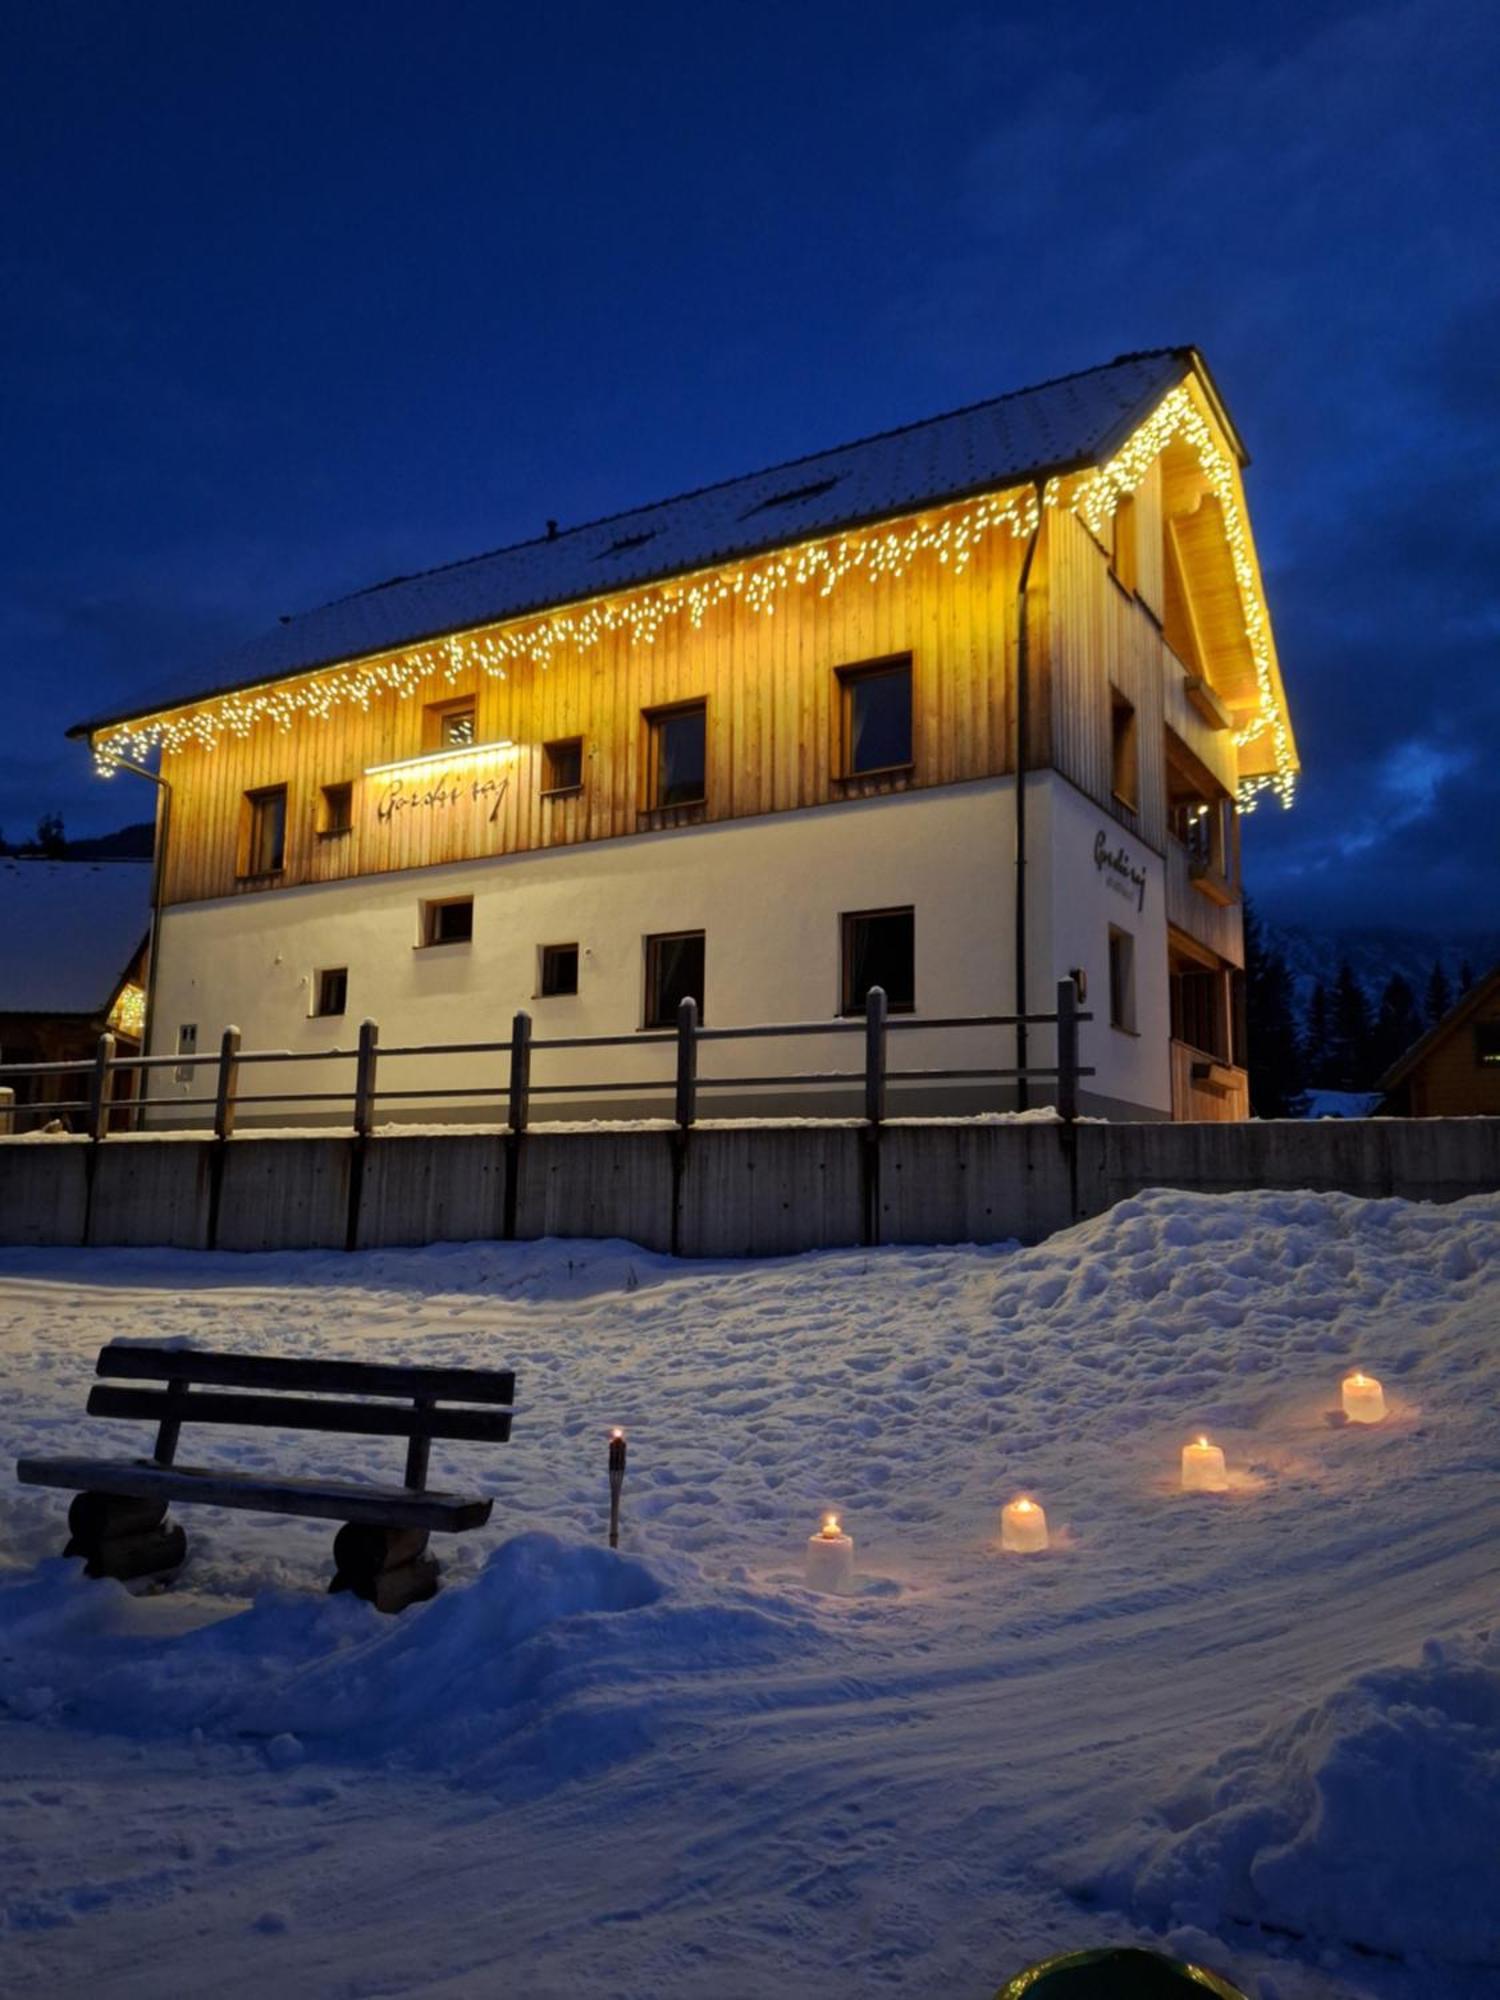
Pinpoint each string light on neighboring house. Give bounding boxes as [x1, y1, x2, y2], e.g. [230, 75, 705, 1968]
[90, 387, 1296, 810]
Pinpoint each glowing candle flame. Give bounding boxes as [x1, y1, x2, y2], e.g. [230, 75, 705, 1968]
[609, 1427, 625, 1441]
[821, 1513, 842, 1539]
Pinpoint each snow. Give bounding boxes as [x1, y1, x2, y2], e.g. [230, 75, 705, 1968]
[1302, 1089, 1385, 1120]
[1, 1188, 1497, 1998]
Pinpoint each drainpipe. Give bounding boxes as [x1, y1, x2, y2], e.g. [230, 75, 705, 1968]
[97, 753, 172, 1127]
[1012, 484, 1045, 1110]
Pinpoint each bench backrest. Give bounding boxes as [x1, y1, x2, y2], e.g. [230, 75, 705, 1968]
[87, 1345, 516, 1492]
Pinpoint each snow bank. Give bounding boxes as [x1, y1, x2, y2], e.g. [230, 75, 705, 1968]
[1086, 1630, 1500, 1968]
[0, 1533, 821, 1795]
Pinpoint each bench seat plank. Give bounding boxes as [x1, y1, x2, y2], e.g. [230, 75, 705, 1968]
[16, 1456, 494, 1531]
[87, 1386, 513, 1444]
[96, 1345, 515, 1405]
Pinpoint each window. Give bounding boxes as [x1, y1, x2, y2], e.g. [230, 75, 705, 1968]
[1110, 690, 1139, 812]
[424, 697, 477, 750]
[644, 931, 705, 1028]
[242, 785, 287, 876]
[838, 656, 913, 777]
[644, 702, 707, 810]
[1108, 927, 1137, 1034]
[539, 943, 579, 997]
[841, 907, 915, 1015]
[421, 897, 474, 947]
[1111, 493, 1138, 594]
[313, 967, 348, 1017]
[174, 1023, 197, 1086]
[1476, 1024, 1500, 1067]
[319, 782, 353, 837]
[542, 737, 584, 795]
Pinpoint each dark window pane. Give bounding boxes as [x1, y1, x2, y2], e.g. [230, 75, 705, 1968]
[247, 789, 286, 873]
[321, 783, 352, 834]
[646, 932, 705, 1027]
[427, 899, 473, 945]
[1476, 1023, 1500, 1067]
[843, 909, 914, 1014]
[541, 944, 579, 996]
[845, 663, 912, 774]
[316, 968, 348, 1017]
[653, 707, 706, 807]
[544, 739, 583, 792]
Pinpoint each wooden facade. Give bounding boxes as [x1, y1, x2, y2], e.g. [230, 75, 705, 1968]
[1379, 966, 1500, 1117]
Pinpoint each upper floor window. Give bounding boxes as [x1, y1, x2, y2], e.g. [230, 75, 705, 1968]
[319, 782, 353, 837]
[644, 701, 707, 811]
[241, 785, 287, 877]
[838, 655, 913, 778]
[1110, 690, 1139, 813]
[1110, 494, 1138, 595]
[644, 930, 705, 1027]
[841, 907, 915, 1015]
[313, 967, 348, 1017]
[1475, 1023, 1500, 1068]
[539, 942, 579, 996]
[542, 737, 584, 796]
[420, 896, 474, 947]
[424, 696, 477, 750]
[1109, 925, 1137, 1034]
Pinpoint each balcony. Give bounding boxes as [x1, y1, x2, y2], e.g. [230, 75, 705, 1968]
[1171, 1038, 1249, 1121]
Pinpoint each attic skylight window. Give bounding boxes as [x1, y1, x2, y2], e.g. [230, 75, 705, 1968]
[741, 476, 841, 520]
[597, 530, 658, 559]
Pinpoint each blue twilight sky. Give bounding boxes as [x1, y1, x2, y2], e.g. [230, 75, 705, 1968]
[4, 0, 1497, 932]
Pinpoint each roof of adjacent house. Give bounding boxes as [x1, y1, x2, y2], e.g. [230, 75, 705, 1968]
[0, 860, 152, 1017]
[1377, 961, 1500, 1091]
[72, 346, 1234, 738]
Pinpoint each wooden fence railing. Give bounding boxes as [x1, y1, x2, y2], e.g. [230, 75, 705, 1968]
[0, 982, 1092, 1138]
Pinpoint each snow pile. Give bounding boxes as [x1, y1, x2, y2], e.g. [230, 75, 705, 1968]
[0, 1533, 821, 1795]
[1088, 1631, 1500, 1969]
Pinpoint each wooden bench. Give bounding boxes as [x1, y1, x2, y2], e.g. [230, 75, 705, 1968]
[16, 1345, 516, 1612]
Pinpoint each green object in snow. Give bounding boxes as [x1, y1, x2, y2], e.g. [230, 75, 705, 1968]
[996, 1944, 1248, 1999]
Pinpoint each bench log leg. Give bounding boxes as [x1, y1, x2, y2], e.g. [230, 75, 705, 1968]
[329, 1523, 440, 1614]
[64, 1491, 188, 1583]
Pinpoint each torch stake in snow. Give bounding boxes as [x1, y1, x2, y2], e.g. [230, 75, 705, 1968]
[608, 1428, 628, 1549]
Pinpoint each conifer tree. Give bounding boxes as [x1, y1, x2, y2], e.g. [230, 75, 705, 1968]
[1425, 960, 1453, 1027]
[1371, 973, 1424, 1083]
[1243, 898, 1303, 1115]
[1304, 979, 1333, 1090]
[1328, 961, 1374, 1091]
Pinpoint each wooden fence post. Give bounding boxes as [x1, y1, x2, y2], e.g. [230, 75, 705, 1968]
[675, 996, 698, 1129]
[86, 1032, 117, 1141]
[508, 1011, 532, 1134]
[353, 1019, 380, 1137]
[864, 985, 887, 1126]
[1056, 977, 1079, 1123]
[213, 1026, 242, 1139]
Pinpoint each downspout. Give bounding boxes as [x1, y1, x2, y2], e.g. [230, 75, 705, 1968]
[97, 752, 172, 1128]
[1012, 484, 1045, 1109]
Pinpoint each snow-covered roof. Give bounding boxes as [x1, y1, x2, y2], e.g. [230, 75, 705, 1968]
[0, 860, 152, 1016]
[73, 348, 1221, 736]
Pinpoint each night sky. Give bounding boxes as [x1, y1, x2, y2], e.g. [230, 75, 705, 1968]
[6, 2, 1497, 934]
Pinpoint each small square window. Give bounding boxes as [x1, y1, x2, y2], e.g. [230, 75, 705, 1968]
[542, 738, 584, 795]
[320, 782, 353, 836]
[1110, 689, 1139, 812]
[1109, 926, 1137, 1033]
[1475, 1023, 1500, 1067]
[423, 697, 478, 751]
[644, 702, 707, 810]
[539, 943, 579, 996]
[422, 897, 474, 947]
[841, 907, 915, 1015]
[314, 967, 348, 1017]
[838, 656, 913, 777]
[242, 785, 287, 876]
[441, 705, 476, 746]
[644, 931, 705, 1028]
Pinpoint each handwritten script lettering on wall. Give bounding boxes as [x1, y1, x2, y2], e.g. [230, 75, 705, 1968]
[1094, 829, 1147, 913]
[376, 773, 511, 825]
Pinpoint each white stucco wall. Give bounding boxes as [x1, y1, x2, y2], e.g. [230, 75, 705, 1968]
[144, 774, 1170, 1123]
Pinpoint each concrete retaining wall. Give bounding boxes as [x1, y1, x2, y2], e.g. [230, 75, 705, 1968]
[0, 1117, 1495, 1258]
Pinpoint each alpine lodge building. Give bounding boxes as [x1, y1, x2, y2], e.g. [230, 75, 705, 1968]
[72, 347, 1298, 1127]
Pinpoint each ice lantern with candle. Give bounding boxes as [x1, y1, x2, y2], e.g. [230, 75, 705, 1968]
[804, 1513, 855, 1594]
[1001, 1495, 1049, 1553]
[1180, 1436, 1229, 1493]
[1342, 1371, 1387, 1424]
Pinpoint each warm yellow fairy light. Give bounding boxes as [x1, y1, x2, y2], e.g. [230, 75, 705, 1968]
[362, 738, 515, 778]
[107, 981, 146, 1038]
[90, 385, 1294, 810]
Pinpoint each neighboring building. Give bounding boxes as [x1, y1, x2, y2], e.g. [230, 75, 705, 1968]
[70, 346, 1298, 1124]
[0, 859, 152, 1130]
[1378, 965, 1500, 1117]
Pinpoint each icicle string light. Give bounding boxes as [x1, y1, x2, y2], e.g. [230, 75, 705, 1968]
[92, 388, 1294, 808]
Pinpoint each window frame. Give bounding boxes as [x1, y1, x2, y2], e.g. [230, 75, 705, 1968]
[239, 784, 288, 880]
[1110, 493, 1139, 596]
[312, 967, 349, 1018]
[1108, 925, 1138, 1035]
[419, 896, 475, 948]
[642, 699, 708, 814]
[318, 781, 354, 839]
[423, 695, 478, 752]
[1110, 688, 1140, 814]
[839, 905, 916, 1017]
[1475, 1023, 1500, 1068]
[541, 737, 585, 798]
[538, 942, 580, 998]
[643, 929, 706, 1029]
[836, 653, 915, 781]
